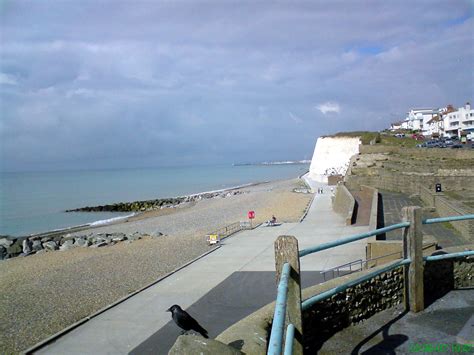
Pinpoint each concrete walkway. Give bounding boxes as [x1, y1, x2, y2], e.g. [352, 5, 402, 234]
[35, 182, 369, 354]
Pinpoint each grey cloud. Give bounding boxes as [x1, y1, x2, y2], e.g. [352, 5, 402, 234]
[1, 1, 473, 171]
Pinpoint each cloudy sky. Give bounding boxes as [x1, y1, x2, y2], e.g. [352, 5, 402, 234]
[1, 1, 473, 171]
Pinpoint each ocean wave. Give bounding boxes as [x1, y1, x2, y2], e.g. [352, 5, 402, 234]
[89, 213, 136, 226]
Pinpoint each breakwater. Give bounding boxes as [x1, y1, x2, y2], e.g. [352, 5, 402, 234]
[66, 189, 246, 212]
[0, 231, 156, 260]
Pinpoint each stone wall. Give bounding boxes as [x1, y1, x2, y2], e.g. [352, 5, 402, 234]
[332, 184, 355, 225]
[303, 266, 404, 351]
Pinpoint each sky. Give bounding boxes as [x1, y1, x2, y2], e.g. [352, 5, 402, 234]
[0, 1, 473, 172]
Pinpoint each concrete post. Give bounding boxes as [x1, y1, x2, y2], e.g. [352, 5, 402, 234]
[274, 235, 303, 355]
[402, 206, 424, 313]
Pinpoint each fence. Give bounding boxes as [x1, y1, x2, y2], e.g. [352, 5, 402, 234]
[206, 221, 253, 244]
[268, 207, 474, 355]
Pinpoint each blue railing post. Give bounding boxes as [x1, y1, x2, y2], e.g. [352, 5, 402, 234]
[273, 235, 303, 355]
[268, 262, 290, 355]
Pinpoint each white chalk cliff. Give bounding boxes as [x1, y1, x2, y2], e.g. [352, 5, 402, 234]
[307, 136, 361, 183]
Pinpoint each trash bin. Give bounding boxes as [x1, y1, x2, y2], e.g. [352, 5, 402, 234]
[435, 183, 442, 192]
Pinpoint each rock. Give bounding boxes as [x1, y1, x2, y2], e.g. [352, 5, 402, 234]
[112, 235, 126, 242]
[150, 231, 163, 238]
[43, 241, 58, 251]
[169, 335, 244, 355]
[0, 238, 14, 248]
[35, 249, 47, 255]
[0, 246, 7, 260]
[19, 251, 35, 257]
[41, 236, 52, 243]
[22, 239, 32, 254]
[7, 240, 23, 255]
[91, 242, 107, 248]
[74, 238, 89, 247]
[110, 232, 126, 242]
[32, 240, 43, 252]
[59, 240, 75, 251]
[95, 236, 112, 244]
[128, 233, 142, 241]
[61, 234, 76, 244]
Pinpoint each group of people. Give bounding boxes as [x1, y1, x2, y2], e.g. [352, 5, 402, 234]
[317, 187, 324, 194]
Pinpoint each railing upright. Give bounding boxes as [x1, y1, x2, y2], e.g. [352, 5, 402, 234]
[402, 206, 424, 312]
[273, 236, 303, 355]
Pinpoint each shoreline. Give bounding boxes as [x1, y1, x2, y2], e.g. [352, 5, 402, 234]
[4, 180, 272, 241]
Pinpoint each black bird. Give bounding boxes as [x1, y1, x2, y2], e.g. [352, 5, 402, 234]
[166, 304, 209, 338]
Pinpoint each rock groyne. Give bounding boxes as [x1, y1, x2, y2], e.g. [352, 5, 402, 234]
[66, 190, 246, 212]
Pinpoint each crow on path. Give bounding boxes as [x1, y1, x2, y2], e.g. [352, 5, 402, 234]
[166, 304, 209, 338]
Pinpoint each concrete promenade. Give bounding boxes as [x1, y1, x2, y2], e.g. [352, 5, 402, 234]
[35, 181, 369, 354]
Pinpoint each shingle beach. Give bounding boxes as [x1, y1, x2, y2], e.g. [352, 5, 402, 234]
[0, 178, 312, 354]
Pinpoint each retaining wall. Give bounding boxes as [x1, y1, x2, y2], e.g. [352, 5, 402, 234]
[332, 184, 355, 225]
[359, 145, 474, 160]
[346, 169, 474, 194]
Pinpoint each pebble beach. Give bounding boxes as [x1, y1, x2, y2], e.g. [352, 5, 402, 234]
[0, 177, 312, 354]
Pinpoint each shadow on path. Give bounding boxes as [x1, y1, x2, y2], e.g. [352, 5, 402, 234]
[130, 271, 326, 355]
[350, 311, 408, 355]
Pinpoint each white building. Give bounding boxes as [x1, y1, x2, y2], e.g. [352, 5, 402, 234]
[389, 121, 403, 131]
[425, 115, 443, 137]
[404, 108, 440, 135]
[443, 102, 474, 139]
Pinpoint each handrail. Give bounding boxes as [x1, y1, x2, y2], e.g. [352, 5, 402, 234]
[423, 214, 474, 224]
[424, 250, 474, 261]
[299, 222, 410, 257]
[302, 258, 411, 311]
[268, 262, 291, 355]
[320, 259, 363, 281]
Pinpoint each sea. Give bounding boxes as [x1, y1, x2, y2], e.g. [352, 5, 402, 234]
[0, 163, 309, 237]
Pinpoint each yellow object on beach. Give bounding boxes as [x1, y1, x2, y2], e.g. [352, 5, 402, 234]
[207, 234, 220, 245]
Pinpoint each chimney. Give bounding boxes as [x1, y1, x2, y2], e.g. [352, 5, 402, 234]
[466, 102, 471, 111]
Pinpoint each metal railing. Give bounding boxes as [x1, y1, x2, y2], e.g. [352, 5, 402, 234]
[268, 210, 474, 355]
[321, 242, 438, 281]
[320, 259, 363, 281]
[207, 221, 252, 243]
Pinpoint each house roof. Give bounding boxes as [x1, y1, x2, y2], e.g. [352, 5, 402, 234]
[391, 121, 403, 126]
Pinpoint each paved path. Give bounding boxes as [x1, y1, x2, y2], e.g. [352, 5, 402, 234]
[35, 180, 369, 355]
[379, 190, 466, 247]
